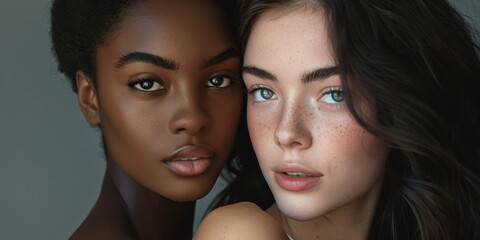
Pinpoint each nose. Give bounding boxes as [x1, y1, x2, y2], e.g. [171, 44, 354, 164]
[168, 92, 211, 136]
[274, 99, 313, 150]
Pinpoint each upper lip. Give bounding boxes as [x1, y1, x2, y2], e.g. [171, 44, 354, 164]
[273, 162, 323, 177]
[164, 145, 215, 162]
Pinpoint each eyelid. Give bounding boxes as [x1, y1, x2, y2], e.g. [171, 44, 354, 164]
[247, 84, 277, 102]
[212, 70, 240, 78]
[320, 86, 342, 94]
[127, 74, 166, 92]
[206, 72, 239, 88]
[246, 84, 270, 94]
[318, 86, 345, 106]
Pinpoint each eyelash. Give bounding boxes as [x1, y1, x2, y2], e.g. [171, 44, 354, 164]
[128, 73, 239, 93]
[247, 84, 276, 102]
[246, 85, 345, 106]
[206, 73, 238, 89]
[127, 76, 165, 93]
[319, 87, 345, 106]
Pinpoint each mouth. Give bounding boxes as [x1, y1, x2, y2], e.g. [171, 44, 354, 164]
[163, 145, 215, 177]
[273, 163, 322, 191]
[283, 172, 310, 177]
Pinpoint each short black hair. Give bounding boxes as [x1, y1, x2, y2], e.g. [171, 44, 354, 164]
[50, 0, 138, 92]
[50, 0, 238, 93]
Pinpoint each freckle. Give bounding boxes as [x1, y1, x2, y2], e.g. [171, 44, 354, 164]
[307, 112, 313, 119]
[336, 126, 344, 134]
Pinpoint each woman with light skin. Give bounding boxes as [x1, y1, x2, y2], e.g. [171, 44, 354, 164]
[50, 0, 250, 239]
[195, 0, 480, 239]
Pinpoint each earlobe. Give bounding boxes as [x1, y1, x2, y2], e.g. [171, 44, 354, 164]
[76, 71, 101, 126]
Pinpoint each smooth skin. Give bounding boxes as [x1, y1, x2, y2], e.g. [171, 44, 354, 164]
[195, 7, 389, 240]
[72, 0, 243, 239]
[194, 202, 288, 240]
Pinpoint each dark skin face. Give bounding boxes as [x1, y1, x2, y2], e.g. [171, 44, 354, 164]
[77, 0, 243, 201]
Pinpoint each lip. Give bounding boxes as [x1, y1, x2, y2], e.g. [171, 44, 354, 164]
[273, 162, 322, 192]
[163, 145, 215, 177]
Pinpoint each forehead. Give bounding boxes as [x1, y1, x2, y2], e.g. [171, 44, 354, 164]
[244, 8, 334, 71]
[101, 0, 234, 59]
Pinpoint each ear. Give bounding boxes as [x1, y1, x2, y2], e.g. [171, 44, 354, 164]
[76, 71, 101, 126]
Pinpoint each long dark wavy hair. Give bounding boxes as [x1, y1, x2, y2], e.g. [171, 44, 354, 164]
[215, 0, 480, 239]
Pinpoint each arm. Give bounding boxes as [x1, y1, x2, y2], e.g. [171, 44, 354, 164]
[194, 202, 288, 240]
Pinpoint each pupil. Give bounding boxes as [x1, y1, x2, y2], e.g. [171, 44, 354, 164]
[141, 81, 153, 89]
[212, 77, 223, 86]
[261, 89, 273, 99]
[332, 91, 344, 102]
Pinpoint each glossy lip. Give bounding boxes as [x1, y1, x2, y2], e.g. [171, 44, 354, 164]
[163, 145, 215, 177]
[273, 162, 323, 192]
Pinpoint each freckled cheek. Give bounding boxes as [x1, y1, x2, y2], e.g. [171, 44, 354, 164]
[317, 121, 387, 180]
[247, 107, 277, 160]
[331, 123, 366, 157]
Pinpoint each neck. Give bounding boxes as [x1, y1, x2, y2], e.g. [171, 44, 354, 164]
[107, 161, 195, 240]
[274, 183, 383, 240]
[281, 207, 374, 240]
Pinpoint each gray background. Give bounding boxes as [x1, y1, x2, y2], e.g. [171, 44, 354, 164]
[0, 0, 478, 239]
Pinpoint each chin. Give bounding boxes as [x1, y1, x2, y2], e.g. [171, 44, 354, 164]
[275, 197, 325, 221]
[163, 177, 217, 202]
[281, 207, 320, 221]
[165, 187, 210, 202]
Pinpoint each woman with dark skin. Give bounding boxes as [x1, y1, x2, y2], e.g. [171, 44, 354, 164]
[50, 0, 245, 239]
[196, 0, 480, 239]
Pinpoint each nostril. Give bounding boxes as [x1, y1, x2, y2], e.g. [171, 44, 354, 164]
[175, 127, 186, 133]
[274, 114, 312, 150]
[170, 115, 210, 135]
[168, 102, 211, 135]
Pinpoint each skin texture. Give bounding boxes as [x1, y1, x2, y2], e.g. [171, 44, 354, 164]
[194, 202, 289, 240]
[195, 7, 389, 240]
[72, 0, 243, 239]
[243, 9, 389, 240]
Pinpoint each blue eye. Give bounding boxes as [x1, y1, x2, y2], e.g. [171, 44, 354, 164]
[206, 75, 232, 88]
[320, 89, 344, 104]
[250, 87, 277, 102]
[129, 79, 164, 92]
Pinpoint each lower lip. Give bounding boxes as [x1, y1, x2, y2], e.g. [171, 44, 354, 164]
[274, 172, 320, 191]
[164, 159, 212, 177]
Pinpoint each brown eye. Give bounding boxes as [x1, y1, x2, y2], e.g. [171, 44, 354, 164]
[129, 79, 164, 92]
[139, 81, 153, 89]
[206, 75, 232, 88]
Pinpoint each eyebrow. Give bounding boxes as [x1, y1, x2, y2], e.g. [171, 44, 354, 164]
[242, 65, 339, 84]
[241, 66, 277, 81]
[204, 48, 240, 68]
[115, 52, 179, 70]
[301, 66, 339, 84]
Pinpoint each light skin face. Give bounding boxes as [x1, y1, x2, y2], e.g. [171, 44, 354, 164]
[77, 0, 243, 202]
[243, 8, 390, 238]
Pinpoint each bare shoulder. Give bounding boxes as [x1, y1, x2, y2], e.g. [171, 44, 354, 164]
[194, 202, 288, 240]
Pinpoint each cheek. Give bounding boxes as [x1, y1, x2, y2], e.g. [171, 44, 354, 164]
[210, 93, 243, 156]
[247, 113, 269, 140]
[320, 121, 388, 188]
[247, 106, 276, 157]
[213, 89, 243, 128]
[101, 101, 167, 163]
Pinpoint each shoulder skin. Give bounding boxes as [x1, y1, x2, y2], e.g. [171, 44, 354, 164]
[194, 202, 288, 240]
